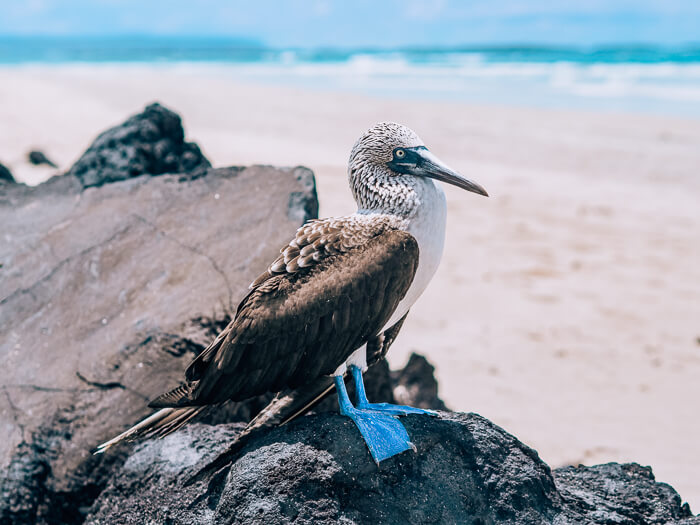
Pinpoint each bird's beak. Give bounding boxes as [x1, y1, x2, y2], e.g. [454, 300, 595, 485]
[389, 146, 488, 197]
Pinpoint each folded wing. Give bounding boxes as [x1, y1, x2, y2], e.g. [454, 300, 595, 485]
[150, 227, 419, 408]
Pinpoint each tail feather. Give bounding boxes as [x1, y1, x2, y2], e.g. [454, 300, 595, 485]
[148, 383, 193, 409]
[94, 406, 205, 454]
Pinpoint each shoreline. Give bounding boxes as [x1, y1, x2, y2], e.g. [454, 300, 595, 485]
[2, 65, 699, 508]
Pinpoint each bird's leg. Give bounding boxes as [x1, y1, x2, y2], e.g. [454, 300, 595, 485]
[333, 375, 414, 463]
[350, 365, 438, 417]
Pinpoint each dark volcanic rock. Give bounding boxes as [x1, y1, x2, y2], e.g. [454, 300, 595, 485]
[87, 414, 562, 524]
[0, 162, 14, 183]
[86, 423, 245, 524]
[0, 164, 318, 524]
[66, 102, 210, 188]
[28, 150, 58, 168]
[392, 352, 448, 410]
[555, 463, 697, 524]
[86, 414, 699, 525]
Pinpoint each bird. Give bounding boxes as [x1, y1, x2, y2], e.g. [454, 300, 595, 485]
[95, 122, 488, 464]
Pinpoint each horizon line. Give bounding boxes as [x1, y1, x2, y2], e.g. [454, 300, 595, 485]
[1, 35, 699, 52]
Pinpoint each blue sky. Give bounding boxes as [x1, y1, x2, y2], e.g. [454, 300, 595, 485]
[1, 0, 699, 48]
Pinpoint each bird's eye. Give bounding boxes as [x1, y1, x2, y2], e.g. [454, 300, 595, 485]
[395, 149, 405, 158]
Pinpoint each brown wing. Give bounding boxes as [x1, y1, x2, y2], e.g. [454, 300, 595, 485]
[150, 228, 418, 408]
[249, 214, 406, 288]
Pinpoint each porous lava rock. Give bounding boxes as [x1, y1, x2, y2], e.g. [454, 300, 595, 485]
[66, 102, 210, 188]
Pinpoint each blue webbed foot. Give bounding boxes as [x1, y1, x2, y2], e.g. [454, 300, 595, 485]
[342, 405, 415, 463]
[356, 402, 438, 417]
[334, 376, 414, 464]
[350, 365, 438, 417]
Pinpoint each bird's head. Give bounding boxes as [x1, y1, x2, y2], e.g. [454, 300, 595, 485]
[348, 122, 487, 215]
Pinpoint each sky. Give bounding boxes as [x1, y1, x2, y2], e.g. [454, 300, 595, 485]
[1, 0, 699, 48]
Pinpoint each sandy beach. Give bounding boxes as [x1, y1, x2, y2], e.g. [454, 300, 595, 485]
[2, 64, 699, 507]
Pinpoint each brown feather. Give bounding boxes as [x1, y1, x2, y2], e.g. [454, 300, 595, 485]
[150, 219, 417, 408]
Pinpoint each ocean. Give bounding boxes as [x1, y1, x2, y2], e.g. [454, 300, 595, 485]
[1, 37, 699, 117]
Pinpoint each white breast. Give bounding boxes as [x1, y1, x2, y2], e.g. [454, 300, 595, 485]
[382, 179, 447, 332]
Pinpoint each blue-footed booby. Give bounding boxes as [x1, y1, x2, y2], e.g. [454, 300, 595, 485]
[95, 122, 488, 464]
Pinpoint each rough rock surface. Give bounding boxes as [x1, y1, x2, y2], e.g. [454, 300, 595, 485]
[85, 414, 698, 525]
[392, 352, 448, 411]
[0, 161, 14, 183]
[555, 463, 697, 524]
[66, 103, 210, 188]
[0, 161, 318, 524]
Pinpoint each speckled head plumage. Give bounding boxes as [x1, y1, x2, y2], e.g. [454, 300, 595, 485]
[349, 122, 424, 168]
[348, 122, 488, 216]
[348, 122, 426, 216]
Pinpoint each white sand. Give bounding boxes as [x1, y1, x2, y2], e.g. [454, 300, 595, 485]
[2, 64, 699, 507]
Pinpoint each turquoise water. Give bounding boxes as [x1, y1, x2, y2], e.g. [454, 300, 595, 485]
[1, 37, 699, 64]
[2, 37, 700, 116]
